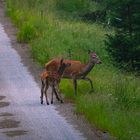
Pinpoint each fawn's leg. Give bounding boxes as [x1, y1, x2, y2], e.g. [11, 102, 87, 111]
[44, 79, 49, 105]
[53, 83, 60, 101]
[55, 84, 63, 103]
[51, 85, 54, 104]
[40, 80, 45, 104]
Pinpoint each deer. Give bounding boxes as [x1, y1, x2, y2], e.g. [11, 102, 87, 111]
[40, 59, 71, 105]
[45, 50, 102, 96]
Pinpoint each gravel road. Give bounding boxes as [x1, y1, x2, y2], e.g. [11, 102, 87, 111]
[0, 22, 86, 140]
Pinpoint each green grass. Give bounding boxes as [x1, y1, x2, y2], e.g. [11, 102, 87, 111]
[6, 0, 140, 139]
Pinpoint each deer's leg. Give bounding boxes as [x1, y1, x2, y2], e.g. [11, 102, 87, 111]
[82, 77, 93, 92]
[73, 78, 77, 96]
[44, 79, 49, 105]
[40, 80, 45, 104]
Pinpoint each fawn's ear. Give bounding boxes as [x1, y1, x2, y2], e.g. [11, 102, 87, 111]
[60, 58, 64, 64]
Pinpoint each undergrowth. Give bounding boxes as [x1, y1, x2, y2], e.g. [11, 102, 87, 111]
[6, 0, 140, 139]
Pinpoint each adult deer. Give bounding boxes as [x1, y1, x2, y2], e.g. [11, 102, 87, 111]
[45, 51, 101, 95]
[40, 59, 71, 105]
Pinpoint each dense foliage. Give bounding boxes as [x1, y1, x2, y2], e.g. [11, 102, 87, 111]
[103, 0, 140, 72]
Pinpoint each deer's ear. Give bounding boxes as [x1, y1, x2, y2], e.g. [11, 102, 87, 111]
[88, 49, 91, 54]
[60, 58, 64, 64]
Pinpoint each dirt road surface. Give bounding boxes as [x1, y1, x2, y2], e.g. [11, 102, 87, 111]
[0, 21, 88, 139]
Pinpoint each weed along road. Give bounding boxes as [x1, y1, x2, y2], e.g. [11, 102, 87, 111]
[0, 22, 86, 140]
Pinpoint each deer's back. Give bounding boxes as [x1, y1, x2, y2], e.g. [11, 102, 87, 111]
[45, 58, 86, 78]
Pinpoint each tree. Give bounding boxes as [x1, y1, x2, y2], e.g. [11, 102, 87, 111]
[105, 0, 140, 72]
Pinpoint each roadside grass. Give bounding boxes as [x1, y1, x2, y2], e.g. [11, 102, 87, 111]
[6, 0, 140, 139]
[61, 69, 140, 140]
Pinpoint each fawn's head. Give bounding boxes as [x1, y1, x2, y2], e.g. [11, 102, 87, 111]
[58, 59, 71, 74]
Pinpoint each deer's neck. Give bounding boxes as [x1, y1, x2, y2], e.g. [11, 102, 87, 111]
[80, 61, 95, 77]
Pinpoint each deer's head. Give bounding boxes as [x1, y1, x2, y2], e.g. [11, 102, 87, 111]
[88, 50, 102, 64]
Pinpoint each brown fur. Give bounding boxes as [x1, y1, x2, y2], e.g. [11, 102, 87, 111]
[45, 51, 101, 95]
